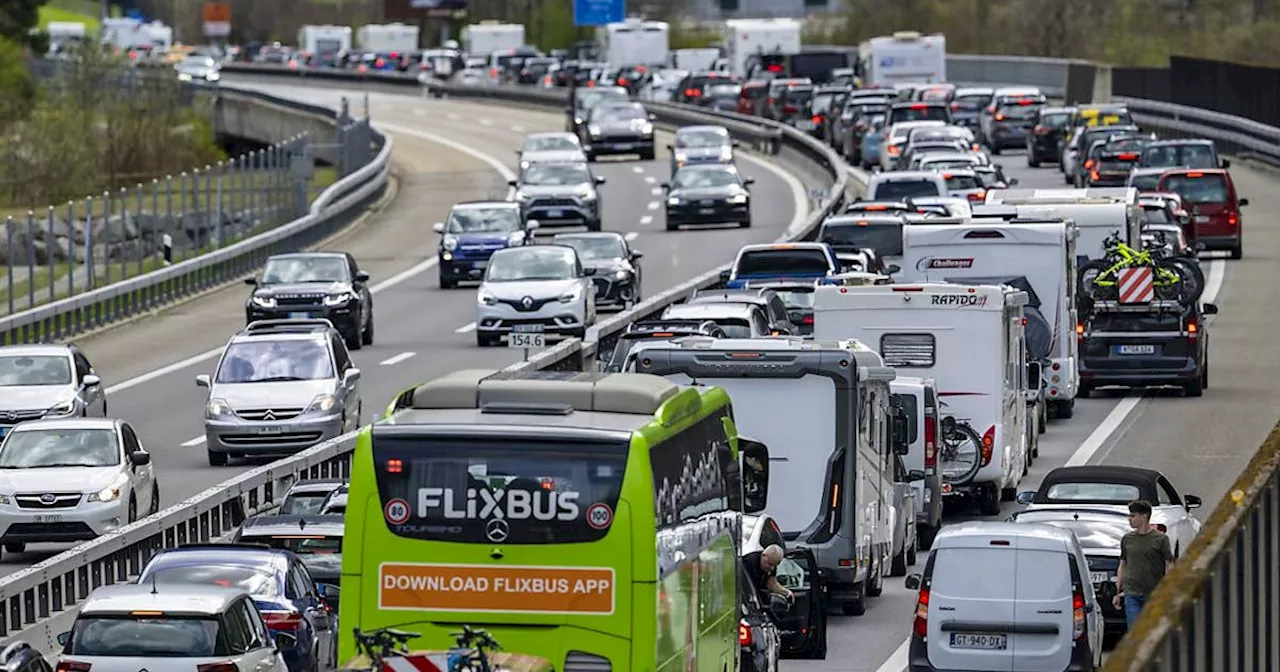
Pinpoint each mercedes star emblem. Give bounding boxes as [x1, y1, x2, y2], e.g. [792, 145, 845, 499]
[40, 494, 56, 504]
[521, 296, 534, 309]
[485, 518, 509, 543]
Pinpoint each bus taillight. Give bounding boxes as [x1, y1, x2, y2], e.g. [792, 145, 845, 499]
[739, 621, 752, 645]
[386, 459, 403, 473]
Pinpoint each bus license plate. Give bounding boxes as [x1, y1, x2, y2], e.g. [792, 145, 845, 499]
[1090, 572, 1113, 585]
[951, 633, 1007, 650]
[1115, 344, 1156, 355]
[34, 514, 62, 523]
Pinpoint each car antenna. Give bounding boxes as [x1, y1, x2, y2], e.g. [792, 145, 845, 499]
[150, 571, 159, 595]
[298, 517, 307, 531]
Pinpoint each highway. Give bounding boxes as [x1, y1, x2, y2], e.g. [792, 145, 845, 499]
[0, 81, 810, 574]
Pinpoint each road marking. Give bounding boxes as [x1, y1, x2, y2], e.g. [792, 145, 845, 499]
[181, 436, 206, 447]
[647, 201, 659, 210]
[455, 322, 477, 333]
[624, 231, 639, 242]
[644, 175, 657, 184]
[875, 639, 910, 672]
[379, 352, 416, 366]
[511, 124, 524, 132]
[480, 119, 493, 126]
[640, 215, 653, 225]
[651, 187, 662, 195]
[735, 151, 809, 237]
[632, 166, 644, 174]
[413, 108, 427, 116]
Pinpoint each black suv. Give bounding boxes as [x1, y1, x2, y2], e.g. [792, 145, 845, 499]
[564, 85, 629, 137]
[244, 251, 375, 349]
[1078, 299, 1217, 398]
[580, 101, 656, 161]
[1026, 105, 1073, 167]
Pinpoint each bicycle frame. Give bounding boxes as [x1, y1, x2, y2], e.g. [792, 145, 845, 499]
[1090, 242, 1182, 288]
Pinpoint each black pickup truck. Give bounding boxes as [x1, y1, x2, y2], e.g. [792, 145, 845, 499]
[1078, 299, 1217, 397]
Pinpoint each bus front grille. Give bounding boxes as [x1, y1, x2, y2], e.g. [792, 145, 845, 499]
[564, 652, 611, 672]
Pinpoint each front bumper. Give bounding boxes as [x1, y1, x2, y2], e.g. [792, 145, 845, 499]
[439, 252, 495, 281]
[521, 199, 598, 227]
[666, 200, 749, 226]
[247, 303, 359, 334]
[587, 134, 654, 156]
[206, 413, 346, 455]
[476, 300, 587, 336]
[0, 493, 131, 544]
[590, 274, 637, 310]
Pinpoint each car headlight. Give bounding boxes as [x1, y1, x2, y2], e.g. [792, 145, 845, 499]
[0, 494, 10, 505]
[322, 292, 353, 306]
[45, 398, 76, 417]
[515, 191, 531, 201]
[667, 196, 681, 206]
[442, 236, 458, 251]
[588, 124, 602, 136]
[478, 290, 498, 306]
[720, 146, 733, 161]
[520, 160, 530, 169]
[178, 73, 192, 81]
[559, 288, 582, 303]
[251, 295, 276, 308]
[575, 186, 596, 199]
[507, 230, 526, 246]
[639, 122, 653, 135]
[613, 269, 629, 280]
[88, 474, 128, 503]
[207, 72, 219, 81]
[206, 398, 232, 418]
[674, 152, 688, 163]
[306, 394, 338, 414]
[727, 193, 748, 204]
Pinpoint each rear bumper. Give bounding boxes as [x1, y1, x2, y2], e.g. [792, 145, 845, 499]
[908, 631, 1098, 671]
[1080, 357, 1200, 386]
[1196, 231, 1241, 250]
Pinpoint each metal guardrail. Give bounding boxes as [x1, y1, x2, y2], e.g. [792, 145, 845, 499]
[0, 82, 390, 345]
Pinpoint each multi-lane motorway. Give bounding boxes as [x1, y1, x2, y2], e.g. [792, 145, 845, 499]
[11, 80, 1280, 671]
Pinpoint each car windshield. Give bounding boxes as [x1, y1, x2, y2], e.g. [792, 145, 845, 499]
[1043, 482, 1142, 502]
[821, 221, 904, 256]
[677, 129, 730, 148]
[0, 355, 72, 386]
[446, 207, 521, 234]
[1143, 144, 1218, 169]
[147, 564, 277, 595]
[280, 492, 334, 515]
[1041, 112, 1071, 129]
[261, 256, 349, 284]
[892, 106, 948, 122]
[521, 163, 591, 186]
[592, 105, 645, 122]
[217, 340, 334, 383]
[577, 89, 626, 110]
[68, 617, 221, 657]
[0, 428, 119, 468]
[706, 84, 740, 98]
[874, 179, 941, 200]
[1161, 173, 1229, 204]
[1130, 173, 1163, 192]
[487, 249, 576, 281]
[673, 167, 739, 189]
[243, 533, 342, 556]
[556, 236, 625, 260]
[944, 174, 981, 190]
[952, 93, 989, 111]
[524, 135, 578, 152]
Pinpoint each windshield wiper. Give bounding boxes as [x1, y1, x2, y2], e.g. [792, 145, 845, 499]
[249, 376, 311, 382]
[0, 462, 103, 469]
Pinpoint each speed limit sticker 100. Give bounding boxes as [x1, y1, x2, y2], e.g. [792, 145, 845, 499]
[586, 502, 613, 530]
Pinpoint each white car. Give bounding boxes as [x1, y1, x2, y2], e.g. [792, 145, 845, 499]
[475, 245, 596, 347]
[0, 418, 157, 559]
[57, 583, 290, 672]
[517, 132, 587, 169]
[880, 120, 947, 171]
[1015, 465, 1203, 557]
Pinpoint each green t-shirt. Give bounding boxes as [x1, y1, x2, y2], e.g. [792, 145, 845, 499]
[1120, 528, 1174, 596]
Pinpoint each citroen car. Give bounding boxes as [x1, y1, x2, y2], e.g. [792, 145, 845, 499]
[581, 101, 657, 161]
[663, 163, 753, 230]
[668, 125, 736, 174]
[516, 132, 586, 169]
[0, 418, 156, 557]
[196, 320, 362, 466]
[432, 201, 536, 289]
[509, 161, 605, 231]
[0, 343, 107, 434]
[553, 231, 643, 311]
[474, 245, 596, 347]
[244, 252, 374, 350]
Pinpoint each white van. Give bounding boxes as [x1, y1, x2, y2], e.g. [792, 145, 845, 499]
[891, 376, 943, 551]
[900, 218, 1081, 419]
[984, 187, 1141, 261]
[904, 522, 1104, 671]
[813, 283, 1029, 515]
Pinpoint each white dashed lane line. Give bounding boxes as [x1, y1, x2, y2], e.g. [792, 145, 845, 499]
[632, 166, 644, 174]
[480, 119, 493, 126]
[647, 202, 660, 210]
[624, 231, 639, 242]
[640, 215, 653, 225]
[181, 436, 206, 447]
[446, 113, 459, 120]
[644, 176, 657, 184]
[511, 124, 525, 132]
[379, 352, 416, 366]
[651, 187, 662, 195]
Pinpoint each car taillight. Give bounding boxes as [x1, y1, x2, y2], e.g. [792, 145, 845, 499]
[967, 190, 986, 202]
[1072, 590, 1087, 640]
[980, 426, 995, 466]
[913, 586, 930, 637]
[784, 105, 797, 114]
[924, 414, 937, 468]
[56, 662, 91, 672]
[1034, 125, 1051, 135]
[262, 610, 304, 630]
[802, 314, 814, 325]
[685, 88, 700, 97]
[375, 58, 385, 68]
[812, 114, 824, 124]
[739, 620, 752, 646]
[489, 67, 498, 78]
[1187, 319, 1199, 341]
[618, 77, 629, 85]
[887, 145, 901, 155]
[1228, 212, 1239, 226]
[1084, 159, 1095, 170]
[1076, 322, 1085, 343]
[950, 103, 960, 110]
[1155, 523, 1168, 532]
[1090, 170, 1100, 182]
[994, 113, 1005, 121]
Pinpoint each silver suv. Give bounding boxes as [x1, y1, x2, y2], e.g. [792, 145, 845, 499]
[0, 344, 106, 438]
[196, 319, 362, 466]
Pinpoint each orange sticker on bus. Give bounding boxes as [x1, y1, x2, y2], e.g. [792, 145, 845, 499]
[379, 563, 615, 615]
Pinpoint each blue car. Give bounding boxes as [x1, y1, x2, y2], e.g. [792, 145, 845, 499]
[137, 544, 338, 672]
[433, 200, 537, 289]
[861, 118, 886, 170]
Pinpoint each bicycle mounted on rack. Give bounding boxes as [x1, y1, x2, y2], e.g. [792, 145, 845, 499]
[1077, 231, 1205, 307]
[936, 400, 983, 490]
[349, 627, 507, 672]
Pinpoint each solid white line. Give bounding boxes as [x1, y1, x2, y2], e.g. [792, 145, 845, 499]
[455, 322, 477, 333]
[644, 175, 657, 184]
[480, 119, 493, 126]
[734, 152, 810, 237]
[181, 436, 206, 447]
[510, 124, 524, 133]
[632, 166, 644, 174]
[379, 352, 416, 366]
[874, 638, 910, 672]
[624, 231, 639, 242]
[639, 215, 653, 225]
[647, 201, 660, 210]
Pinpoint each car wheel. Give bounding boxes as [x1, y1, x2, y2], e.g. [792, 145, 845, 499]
[127, 496, 137, 524]
[3, 543, 25, 554]
[362, 311, 375, 345]
[978, 484, 1002, 516]
[917, 522, 937, 550]
[1185, 376, 1204, 397]
[1231, 244, 1243, 260]
[841, 580, 866, 616]
[1054, 398, 1075, 419]
[150, 482, 160, 516]
[207, 449, 228, 467]
[439, 273, 456, 289]
[890, 544, 908, 577]
[907, 536, 918, 566]
[345, 328, 362, 350]
[1027, 150, 1039, 168]
[866, 559, 884, 597]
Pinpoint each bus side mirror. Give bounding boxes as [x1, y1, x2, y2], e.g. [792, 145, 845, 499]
[740, 437, 770, 514]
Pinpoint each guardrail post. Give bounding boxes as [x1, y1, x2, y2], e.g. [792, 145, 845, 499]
[134, 183, 144, 281]
[293, 137, 310, 220]
[164, 175, 174, 266]
[24, 212, 35, 312]
[65, 201, 75, 298]
[215, 161, 225, 248]
[203, 164, 213, 252]
[5, 216, 14, 316]
[235, 154, 247, 229]
[45, 207, 55, 308]
[84, 194, 95, 292]
[102, 191, 113, 286]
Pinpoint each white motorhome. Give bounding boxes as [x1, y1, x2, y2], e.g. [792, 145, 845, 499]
[901, 219, 1081, 419]
[814, 283, 1029, 516]
[597, 19, 670, 68]
[460, 22, 524, 58]
[101, 18, 170, 51]
[355, 23, 419, 54]
[671, 47, 721, 72]
[858, 32, 947, 87]
[298, 25, 352, 60]
[633, 336, 899, 616]
[722, 18, 801, 78]
[984, 187, 1141, 261]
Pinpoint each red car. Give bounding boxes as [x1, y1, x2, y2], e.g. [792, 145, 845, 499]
[1157, 168, 1248, 259]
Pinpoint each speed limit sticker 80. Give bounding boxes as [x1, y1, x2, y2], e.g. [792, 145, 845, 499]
[384, 498, 411, 525]
[586, 502, 613, 530]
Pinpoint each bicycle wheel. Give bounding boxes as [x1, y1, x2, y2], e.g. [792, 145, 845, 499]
[1159, 258, 1205, 303]
[1077, 259, 1116, 301]
[939, 422, 983, 485]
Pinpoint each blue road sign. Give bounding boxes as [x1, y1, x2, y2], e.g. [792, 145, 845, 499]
[574, 0, 624, 26]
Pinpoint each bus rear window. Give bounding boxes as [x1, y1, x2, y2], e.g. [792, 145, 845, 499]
[373, 436, 628, 544]
[1160, 173, 1229, 204]
[735, 250, 830, 276]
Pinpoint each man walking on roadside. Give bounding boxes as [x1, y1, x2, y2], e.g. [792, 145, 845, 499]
[1113, 499, 1175, 627]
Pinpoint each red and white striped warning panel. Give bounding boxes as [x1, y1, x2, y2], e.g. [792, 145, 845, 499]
[381, 654, 446, 672]
[1118, 266, 1154, 304]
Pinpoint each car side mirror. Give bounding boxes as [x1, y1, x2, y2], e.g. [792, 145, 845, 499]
[660, 182, 670, 191]
[432, 222, 445, 234]
[130, 451, 151, 466]
[343, 368, 362, 384]
[740, 436, 770, 514]
[583, 267, 597, 276]
[1202, 302, 1218, 316]
[82, 374, 101, 387]
[195, 374, 210, 388]
[732, 140, 741, 148]
[906, 469, 927, 482]
[744, 177, 755, 186]
[905, 574, 922, 590]
[1221, 158, 1231, 168]
[507, 179, 517, 187]
[596, 176, 607, 185]
[768, 593, 789, 619]
[631, 251, 643, 260]
[526, 220, 541, 231]
[885, 264, 901, 275]
[1185, 494, 1202, 509]
[274, 631, 298, 650]
[243, 277, 258, 286]
[666, 143, 673, 151]
[719, 268, 731, 283]
[1008, 177, 1020, 185]
[1238, 198, 1249, 207]
[1015, 491, 1035, 505]
[56, 631, 69, 646]
[356, 271, 370, 282]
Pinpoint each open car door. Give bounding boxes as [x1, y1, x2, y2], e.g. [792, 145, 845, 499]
[774, 547, 829, 659]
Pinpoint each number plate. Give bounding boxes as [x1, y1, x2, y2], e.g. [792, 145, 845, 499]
[546, 209, 563, 218]
[258, 426, 283, 435]
[1115, 344, 1157, 355]
[508, 332, 545, 349]
[950, 633, 1007, 650]
[288, 312, 311, 319]
[700, 208, 716, 214]
[34, 514, 62, 523]
[512, 323, 545, 333]
[1195, 215, 1211, 223]
[1090, 572, 1113, 585]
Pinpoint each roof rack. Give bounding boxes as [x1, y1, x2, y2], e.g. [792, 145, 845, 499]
[1087, 299, 1188, 313]
[243, 318, 335, 334]
[405, 369, 688, 416]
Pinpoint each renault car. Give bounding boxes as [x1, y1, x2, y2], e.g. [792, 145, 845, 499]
[433, 201, 536, 289]
[474, 245, 596, 347]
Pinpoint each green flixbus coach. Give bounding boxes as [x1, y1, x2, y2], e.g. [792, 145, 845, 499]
[338, 369, 771, 671]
